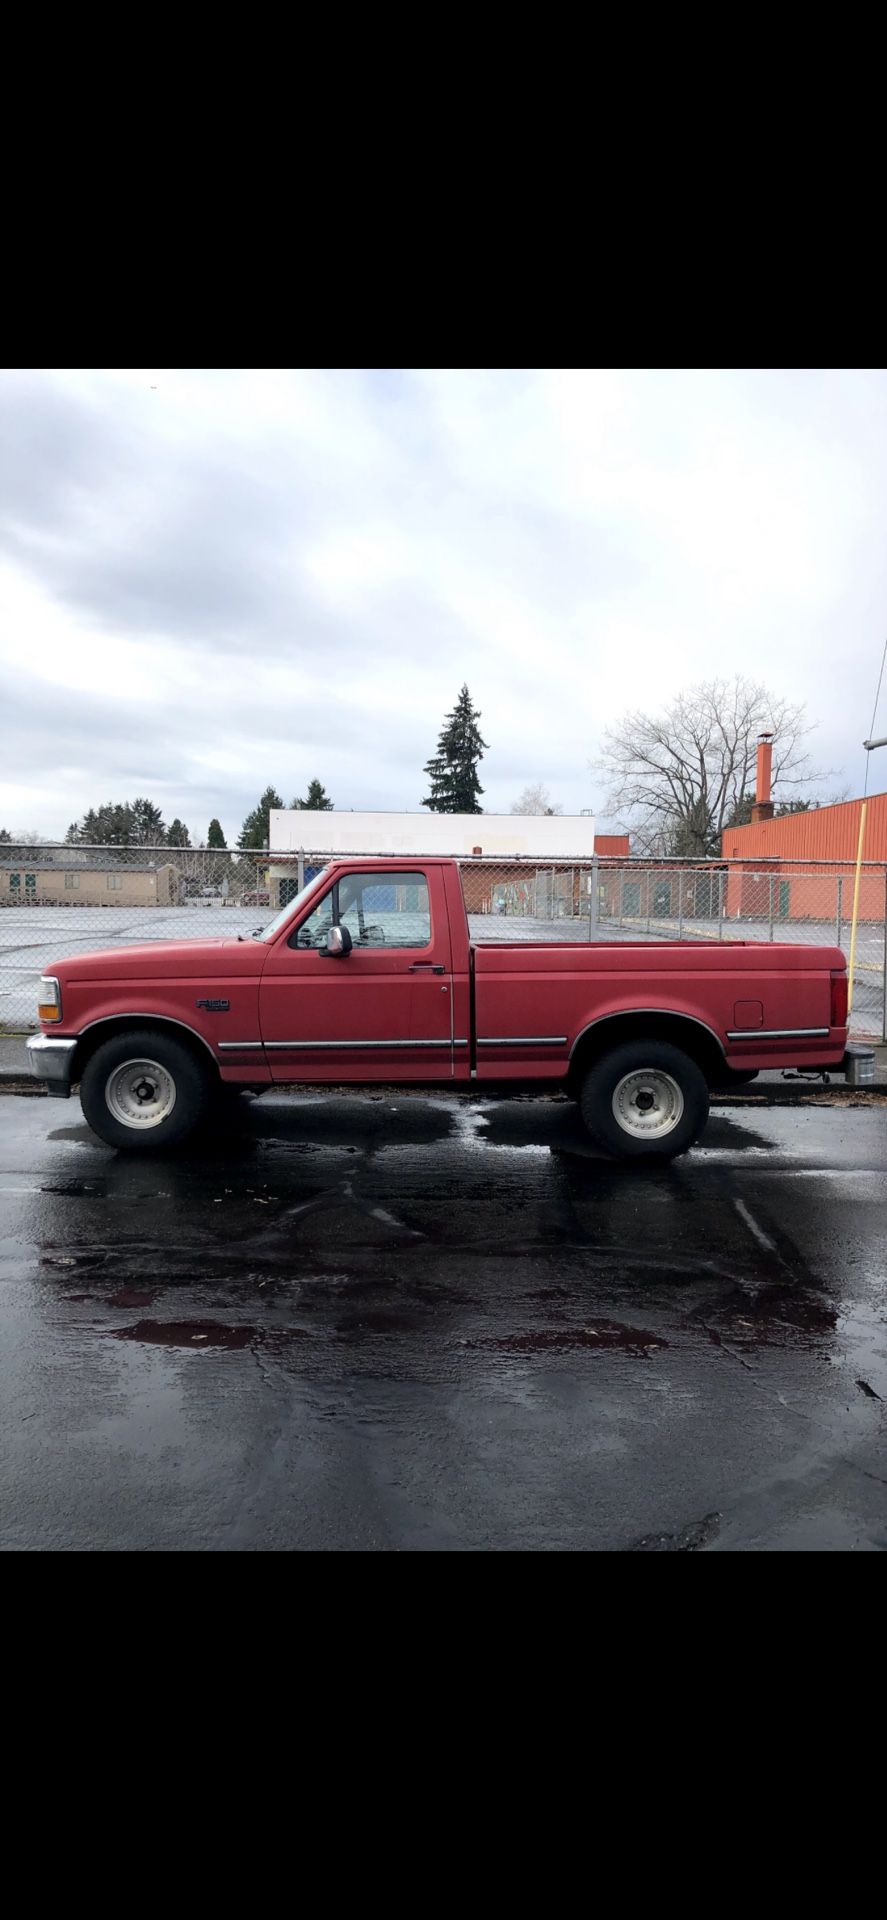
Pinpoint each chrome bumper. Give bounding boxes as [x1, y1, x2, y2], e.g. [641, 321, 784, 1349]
[27, 1034, 77, 1098]
[843, 1044, 876, 1087]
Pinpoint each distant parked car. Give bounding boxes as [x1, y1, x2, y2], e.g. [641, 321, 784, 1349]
[242, 889, 271, 908]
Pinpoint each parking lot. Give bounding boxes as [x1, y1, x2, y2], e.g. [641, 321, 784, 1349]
[1, 1087, 884, 1551]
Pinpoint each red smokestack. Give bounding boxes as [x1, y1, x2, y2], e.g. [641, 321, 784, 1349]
[751, 732, 774, 823]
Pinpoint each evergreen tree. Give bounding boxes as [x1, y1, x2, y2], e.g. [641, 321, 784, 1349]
[207, 819, 227, 848]
[130, 798, 167, 845]
[422, 685, 488, 813]
[167, 819, 191, 847]
[65, 799, 167, 846]
[291, 780, 334, 811]
[0, 829, 11, 844]
[238, 786, 284, 850]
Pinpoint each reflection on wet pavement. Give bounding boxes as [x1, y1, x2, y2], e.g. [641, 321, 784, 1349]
[1, 1090, 885, 1550]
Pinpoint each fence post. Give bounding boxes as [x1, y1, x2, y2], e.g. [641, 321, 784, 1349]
[590, 856, 600, 941]
[298, 847, 305, 893]
[768, 874, 775, 941]
[678, 872, 684, 941]
[835, 874, 843, 948]
[718, 869, 725, 940]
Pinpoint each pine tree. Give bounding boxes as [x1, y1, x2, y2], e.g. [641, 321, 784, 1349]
[238, 786, 284, 850]
[422, 685, 488, 813]
[167, 819, 191, 847]
[207, 819, 227, 848]
[291, 780, 334, 811]
[65, 799, 167, 846]
[0, 829, 11, 844]
[130, 798, 167, 845]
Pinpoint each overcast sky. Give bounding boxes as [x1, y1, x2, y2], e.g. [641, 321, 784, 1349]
[1, 367, 885, 843]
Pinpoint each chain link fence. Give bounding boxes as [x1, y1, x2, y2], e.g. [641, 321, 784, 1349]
[2, 843, 885, 1039]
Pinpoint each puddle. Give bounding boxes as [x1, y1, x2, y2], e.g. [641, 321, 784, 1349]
[40, 1179, 108, 1198]
[628, 1511, 721, 1552]
[472, 1319, 667, 1355]
[697, 1284, 838, 1348]
[41, 1250, 107, 1270]
[110, 1318, 256, 1349]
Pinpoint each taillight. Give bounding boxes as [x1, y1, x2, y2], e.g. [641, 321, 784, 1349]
[830, 971, 848, 1028]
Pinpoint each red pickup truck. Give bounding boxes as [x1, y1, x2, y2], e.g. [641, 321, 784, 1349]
[27, 856, 874, 1157]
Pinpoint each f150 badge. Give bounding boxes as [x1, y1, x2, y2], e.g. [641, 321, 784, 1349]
[196, 998, 230, 1012]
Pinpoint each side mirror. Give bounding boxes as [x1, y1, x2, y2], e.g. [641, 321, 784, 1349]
[325, 924, 353, 957]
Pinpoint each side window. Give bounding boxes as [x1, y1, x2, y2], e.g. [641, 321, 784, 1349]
[292, 885, 338, 950]
[290, 873, 432, 950]
[340, 874, 431, 948]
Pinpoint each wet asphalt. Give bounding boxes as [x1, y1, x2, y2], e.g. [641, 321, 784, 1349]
[1, 1088, 885, 1552]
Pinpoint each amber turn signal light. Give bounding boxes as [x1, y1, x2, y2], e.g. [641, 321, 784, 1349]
[38, 976, 61, 1023]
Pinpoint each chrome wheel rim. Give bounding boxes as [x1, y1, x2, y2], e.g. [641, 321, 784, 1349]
[105, 1058, 176, 1130]
[612, 1068, 684, 1140]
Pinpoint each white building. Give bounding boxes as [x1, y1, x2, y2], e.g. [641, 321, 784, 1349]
[269, 809, 596, 859]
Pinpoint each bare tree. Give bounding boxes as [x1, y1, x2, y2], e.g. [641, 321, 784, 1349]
[596, 677, 830, 856]
[510, 783, 563, 816]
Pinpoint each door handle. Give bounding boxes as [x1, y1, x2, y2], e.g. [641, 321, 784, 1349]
[410, 963, 445, 974]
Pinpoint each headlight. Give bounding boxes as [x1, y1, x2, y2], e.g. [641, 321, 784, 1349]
[38, 976, 61, 1023]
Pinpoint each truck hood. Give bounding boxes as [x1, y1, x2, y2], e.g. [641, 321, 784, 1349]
[47, 938, 268, 982]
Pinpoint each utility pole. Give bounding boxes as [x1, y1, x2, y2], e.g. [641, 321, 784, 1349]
[849, 736, 886, 1020]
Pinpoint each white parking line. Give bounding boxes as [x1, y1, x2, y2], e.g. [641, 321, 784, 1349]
[733, 1197, 778, 1251]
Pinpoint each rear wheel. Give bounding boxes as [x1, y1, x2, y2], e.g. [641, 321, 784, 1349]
[579, 1039, 710, 1160]
[79, 1028, 213, 1151]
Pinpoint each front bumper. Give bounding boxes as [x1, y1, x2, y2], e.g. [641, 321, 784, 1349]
[843, 1044, 876, 1086]
[27, 1034, 77, 1097]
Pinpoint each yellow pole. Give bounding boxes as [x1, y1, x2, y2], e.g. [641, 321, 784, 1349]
[846, 801, 868, 1017]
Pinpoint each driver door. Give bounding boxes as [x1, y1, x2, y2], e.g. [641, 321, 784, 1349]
[259, 866, 454, 1081]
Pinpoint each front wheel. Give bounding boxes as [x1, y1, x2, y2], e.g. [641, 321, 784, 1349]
[79, 1028, 213, 1151]
[579, 1040, 710, 1160]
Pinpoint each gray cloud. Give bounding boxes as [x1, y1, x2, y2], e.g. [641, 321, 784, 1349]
[1, 368, 885, 843]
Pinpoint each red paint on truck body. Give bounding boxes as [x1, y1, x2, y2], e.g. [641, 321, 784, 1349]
[42, 858, 850, 1085]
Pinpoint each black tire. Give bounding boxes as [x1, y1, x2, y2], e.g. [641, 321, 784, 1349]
[79, 1028, 213, 1152]
[578, 1039, 710, 1160]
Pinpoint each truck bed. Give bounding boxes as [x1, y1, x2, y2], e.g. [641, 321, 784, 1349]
[470, 938, 847, 1077]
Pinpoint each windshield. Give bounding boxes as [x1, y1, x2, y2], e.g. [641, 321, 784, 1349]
[255, 868, 330, 941]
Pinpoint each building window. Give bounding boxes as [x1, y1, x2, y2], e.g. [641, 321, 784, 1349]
[25, 873, 36, 891]
[65, 873, 80, 890]
[107, 874, 123, 891]
[9, 873, 21, 890]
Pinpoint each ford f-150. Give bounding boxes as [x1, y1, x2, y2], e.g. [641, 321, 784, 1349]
[26, 857, 875, 1157]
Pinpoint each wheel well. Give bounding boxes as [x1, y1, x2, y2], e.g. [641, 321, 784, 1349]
[566, 1013, 725, 1093]
[72, 1017, 220, 1085]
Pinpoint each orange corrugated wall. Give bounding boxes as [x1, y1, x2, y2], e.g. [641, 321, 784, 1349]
[722, 789, 887, 862]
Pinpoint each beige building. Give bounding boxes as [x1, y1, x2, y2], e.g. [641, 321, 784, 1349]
[0, 861, 182, 907]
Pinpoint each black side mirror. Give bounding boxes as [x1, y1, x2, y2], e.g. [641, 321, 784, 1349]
[324, 924, 353, 957]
